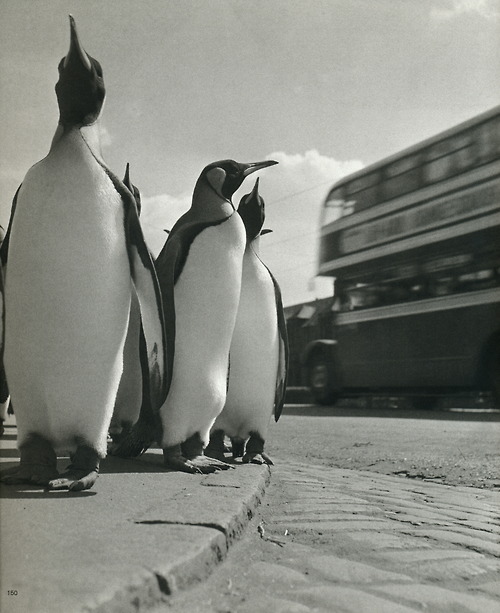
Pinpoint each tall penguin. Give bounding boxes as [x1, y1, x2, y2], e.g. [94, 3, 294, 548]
[0, 225, 9, 437]
[206, 179, 289, 465]
[115, 159, 277, 473]
[0, 16, 166, 491]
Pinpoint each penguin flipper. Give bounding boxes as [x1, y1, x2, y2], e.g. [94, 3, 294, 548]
[111, 217, 185, 457]
[103, 168, 168, 415]
[0, 185, 21, 269]
[268, 270, 289, 422]
[154, 220, 213, 394]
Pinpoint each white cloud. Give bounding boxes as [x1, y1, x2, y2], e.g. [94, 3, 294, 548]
[141, 191, 191, 257]
[431, 0, 499, 20]
[141, 150, 363, 306]
[255, 150, 363, 306]
[99, 124, 113, 148]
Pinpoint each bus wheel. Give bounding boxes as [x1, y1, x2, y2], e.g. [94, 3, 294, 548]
[308, 356, 339, 405]
[412, 396, 439, 410]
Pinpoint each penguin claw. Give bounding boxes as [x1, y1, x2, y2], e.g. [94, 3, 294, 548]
[164, 454, 234, 474]
[47, 469, 99, 491]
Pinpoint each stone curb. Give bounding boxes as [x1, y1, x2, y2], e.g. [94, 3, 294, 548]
[0, 422, 271, 613]
[88, 464, 272, 613]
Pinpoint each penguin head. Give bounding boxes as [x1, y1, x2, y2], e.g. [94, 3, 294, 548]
[237, 178, 266, 241]
[55, 15, 105, 128]
[197, 159, 278, 205]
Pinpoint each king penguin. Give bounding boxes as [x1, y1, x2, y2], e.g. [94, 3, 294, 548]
[0, 16, 166, 490]
[108, 165, 145, 445]
[0, 225, 9, 437]
[115, 159, 278, 473]
[205, 178, 289, 465]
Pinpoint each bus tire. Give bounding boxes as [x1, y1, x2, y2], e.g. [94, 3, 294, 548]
[308, 355, 339, 405]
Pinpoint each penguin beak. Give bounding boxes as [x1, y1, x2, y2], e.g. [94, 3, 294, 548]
[261, 228, 273, 235]
[251, 177, 260, 197]
[65, 15, 92, 71]
[241, 160, 278, 178]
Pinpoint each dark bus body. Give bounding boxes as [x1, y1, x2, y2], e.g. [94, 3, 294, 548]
[290, 106, 500, 407]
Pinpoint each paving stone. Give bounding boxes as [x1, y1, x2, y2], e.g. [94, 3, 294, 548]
[403, 557, 500, 581]
[346, 531, 432, 550]
[284, 519, 401, 532]
[246, 561, 310, 587]
[236, 595, 313, 613]
[381, 548, 491, 563]
[304, 555, 414, 584]
[273, 513, 382, 524]
[374, 583, 499, 613]
[294, 585, 418, 613]
[437, 524, 500, 543]
[286, 496, 378, 506]
[475, 581, 500, 598]
[401, 528, 500, 557]
[454, 520, 500, 534]
[278, 503, 382, 515]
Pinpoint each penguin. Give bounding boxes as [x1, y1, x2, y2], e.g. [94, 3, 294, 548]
[0, 224, 9, 437]
[205, 178, 289, 465]
[0, 16, 166, 491]
[108, 164, 145, 445]
[114, 159, 278, 473]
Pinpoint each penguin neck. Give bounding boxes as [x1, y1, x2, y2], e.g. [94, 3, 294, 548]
[49, 122, 104, 163]
[191, 183, 235, 222]
[248, 235, 261, 256]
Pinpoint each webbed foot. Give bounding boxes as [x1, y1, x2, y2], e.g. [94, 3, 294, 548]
[242, 432, 272, 465]
[0, 434, 58, 485]
[1, 463, 60, 485]
[164, 439, 233, 474]
[47, 444, 100, 491]
[48, 469, 99, 491]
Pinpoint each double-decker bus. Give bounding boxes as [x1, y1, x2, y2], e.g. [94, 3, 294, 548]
[298, 106, 500, 408]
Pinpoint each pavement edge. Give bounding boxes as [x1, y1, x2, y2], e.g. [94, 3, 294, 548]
[88, 464, 272, 613]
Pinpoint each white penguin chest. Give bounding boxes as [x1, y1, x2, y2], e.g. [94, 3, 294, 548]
[5, 132, 131, 337]
[7, 135, 128, 288]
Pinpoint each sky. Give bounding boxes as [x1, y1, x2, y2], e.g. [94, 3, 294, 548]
[0, 0, 498, 306]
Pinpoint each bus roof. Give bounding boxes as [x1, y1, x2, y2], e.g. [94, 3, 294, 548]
[327, 104, 500, 194]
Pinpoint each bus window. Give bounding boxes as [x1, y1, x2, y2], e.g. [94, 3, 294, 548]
[345, 171, 381, 212]
[383, 154, 422, 201]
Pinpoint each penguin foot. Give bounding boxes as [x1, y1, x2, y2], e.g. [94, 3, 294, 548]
[242, 451, 274, 465]
[0, 462, 60, 485]
[205, 430, 227, 462]
[163, 445, 233, 474]
[230, 437, 245, 459]
[48, 469, 99, 491]
[0, 434, 59, 485]
[47, 444, 101, 491]
[242, 433, 272, 465]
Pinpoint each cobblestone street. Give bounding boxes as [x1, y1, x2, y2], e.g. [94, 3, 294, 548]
[165, 460, 500, 613]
